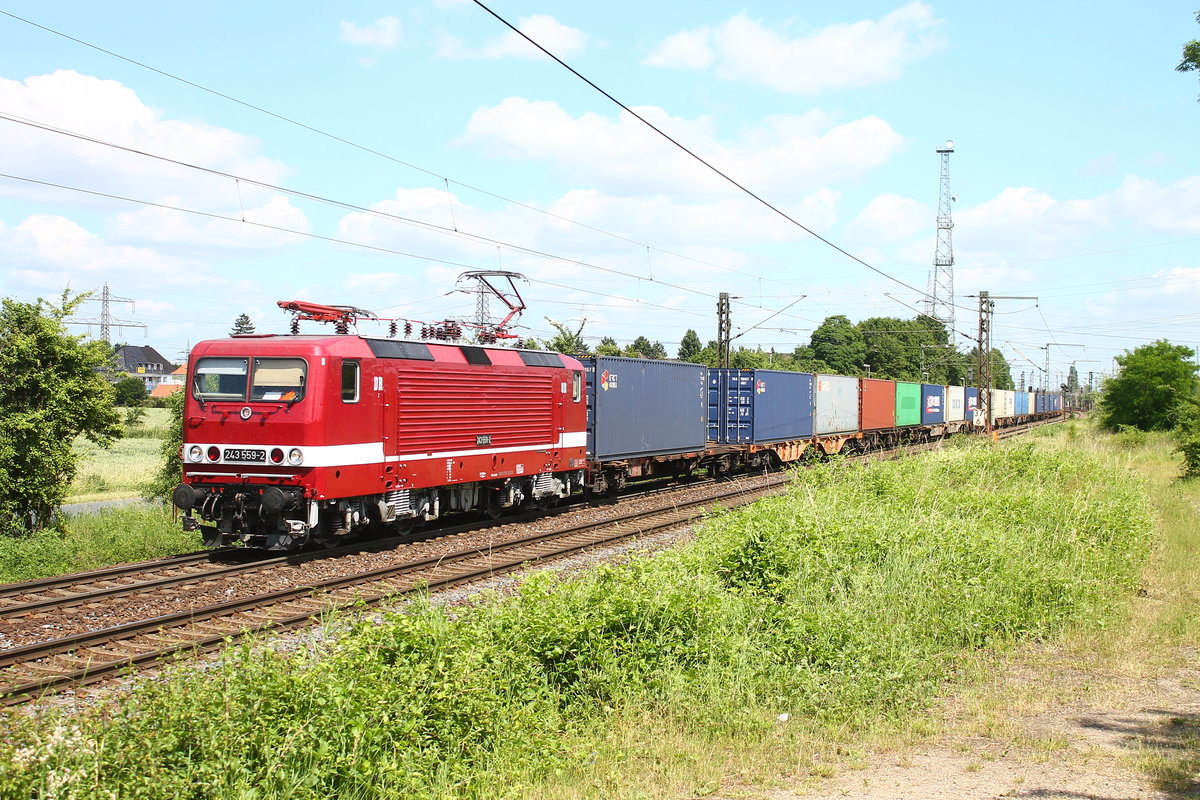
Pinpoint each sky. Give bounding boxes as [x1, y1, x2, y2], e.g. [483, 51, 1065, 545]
[1, 1, 1198, 389]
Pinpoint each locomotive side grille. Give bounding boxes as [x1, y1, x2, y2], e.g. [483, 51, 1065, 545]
[395, 371, 557, 453]
[384, 489, 411, 514]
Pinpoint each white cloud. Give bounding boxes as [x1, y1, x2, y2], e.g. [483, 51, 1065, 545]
[2, 214, 209, 292]
[0, 71, 289, 192]
[438, 14, 586, 60]
[0, 70, 308, 252]
[457, 97, 904, 197]
[643, 28, 714, 70]
[846, 194, 931, 244]
[111, 194, 310, 253]
[644, 3, 944, 93]
[1106, 175, 1200, 234]
[339, 17, 401, 50]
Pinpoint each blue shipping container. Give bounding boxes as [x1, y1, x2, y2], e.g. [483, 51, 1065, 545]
[1036, 393, 1047, 414]
[1015, 391, 1029, 416]
[582, 357, 707, 461]
[707, 369, 813, 444]
[921, 383, 946, 425]
[707, 370, 752, 443]
[965, 387, 979, 423]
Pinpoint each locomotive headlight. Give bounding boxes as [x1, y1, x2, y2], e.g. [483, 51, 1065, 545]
[287, 448, 304, 466]
[187, 445, 203, 463]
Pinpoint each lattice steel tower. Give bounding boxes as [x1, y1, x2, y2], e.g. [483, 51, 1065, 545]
[924, 140, 956, 334]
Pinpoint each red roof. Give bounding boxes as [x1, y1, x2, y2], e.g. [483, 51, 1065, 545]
[150, 383, 185, 398]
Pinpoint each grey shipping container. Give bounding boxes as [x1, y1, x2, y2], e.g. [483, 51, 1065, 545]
[813, 374, 860, 435]
[582, 356, 707, 460]
[708, 368, 813, 444]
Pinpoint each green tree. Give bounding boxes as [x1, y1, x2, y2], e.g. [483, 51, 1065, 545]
[1100, 339, 1198, 431]
[622, 336, 667, 359]
[809, 315, 866, 375]
[730, 346, 768, 369]
[0, 293, 122, 533]
[542, 318, 590, 355]
[1179, 10, 1200, 100]
[678, 329, 703, 362]
[966, 347, 1015, 390]
[595, 336, 622, 356]
[230, 313, 256, 336]
[145, 388, 186, 500]
[113, 375, 148, 406]
[788, 344, 829, 373]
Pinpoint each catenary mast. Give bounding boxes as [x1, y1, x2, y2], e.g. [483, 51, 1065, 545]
[924, 140, 957, 335]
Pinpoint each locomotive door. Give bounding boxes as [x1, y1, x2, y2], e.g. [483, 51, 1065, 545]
[379, 365, 398, 488]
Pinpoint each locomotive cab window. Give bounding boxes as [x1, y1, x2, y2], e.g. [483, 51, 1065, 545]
[193, 357, 249, 401]
[341, 360, 360, 403]
[572, 371, 582, 402]
[250, 358, 307, 402]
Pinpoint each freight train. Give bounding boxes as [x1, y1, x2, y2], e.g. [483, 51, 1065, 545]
[171, 329, 1063, 550]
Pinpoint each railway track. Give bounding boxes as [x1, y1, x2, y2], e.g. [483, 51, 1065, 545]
[0, 471, 786, 706]
[0, 474, 712, 622]
[0, 418, 1061, 706]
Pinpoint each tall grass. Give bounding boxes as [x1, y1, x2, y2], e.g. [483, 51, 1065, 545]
[0, 507, 195, 583]
[66, 407, 174, 503]
[0, 439, 1152, 799]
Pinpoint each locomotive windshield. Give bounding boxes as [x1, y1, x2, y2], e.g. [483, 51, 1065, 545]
[193, 357, 307, 403]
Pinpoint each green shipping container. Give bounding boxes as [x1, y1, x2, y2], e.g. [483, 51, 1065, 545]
[896, 381, 921, 426]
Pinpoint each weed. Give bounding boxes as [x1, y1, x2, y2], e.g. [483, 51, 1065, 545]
[0, 507, 193, 583]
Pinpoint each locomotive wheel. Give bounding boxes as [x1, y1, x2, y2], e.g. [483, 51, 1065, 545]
[390, 516, 417, 535]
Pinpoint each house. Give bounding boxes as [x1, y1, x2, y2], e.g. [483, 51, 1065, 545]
[150, 365, 187, 399]
[113, 345, 178, 392]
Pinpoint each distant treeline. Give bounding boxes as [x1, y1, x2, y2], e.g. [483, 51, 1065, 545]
[536, 313, 1014, 389]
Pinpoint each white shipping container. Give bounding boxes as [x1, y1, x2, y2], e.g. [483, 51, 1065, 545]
[813, 374, 859, 434]
[945, 385, 965, 422]
[990, 389, 1016, 421]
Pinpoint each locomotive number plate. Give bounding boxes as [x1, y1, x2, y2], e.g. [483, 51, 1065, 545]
[223, 448, 266, 463]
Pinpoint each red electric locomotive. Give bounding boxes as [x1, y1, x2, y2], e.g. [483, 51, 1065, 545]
[171, 331, 588, 550]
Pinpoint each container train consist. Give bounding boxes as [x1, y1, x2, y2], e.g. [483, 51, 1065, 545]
[171, 335, 1063, 550]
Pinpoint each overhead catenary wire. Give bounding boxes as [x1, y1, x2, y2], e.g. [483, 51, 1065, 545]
[468, 0, 948, 307]
[0, 9, 819, 298]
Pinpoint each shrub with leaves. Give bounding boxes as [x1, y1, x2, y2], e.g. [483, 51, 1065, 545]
[144, 388, 185, 500]
[0, 293, 121, 534]
[1175, 396, 1200, 477]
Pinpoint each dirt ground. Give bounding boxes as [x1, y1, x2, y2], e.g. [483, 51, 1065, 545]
[763, 649, 1200, 800]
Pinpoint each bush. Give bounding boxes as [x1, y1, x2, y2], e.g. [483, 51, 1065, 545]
[1115, 424, 1148, 448]
[144, 390, 185, 500]
[113, 376, 149, 407]
[0, 294, 122, 534]
[1175, 399, 1200, 478]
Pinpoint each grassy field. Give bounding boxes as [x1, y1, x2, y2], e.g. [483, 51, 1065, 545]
[66, 407, 173, 504]
[0, 506, 196, 584]
[0, 424, 1164, 800]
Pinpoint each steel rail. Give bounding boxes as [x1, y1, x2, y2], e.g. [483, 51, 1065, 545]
[0, 416, 1065, 704]
[0, 475, 781, 704]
